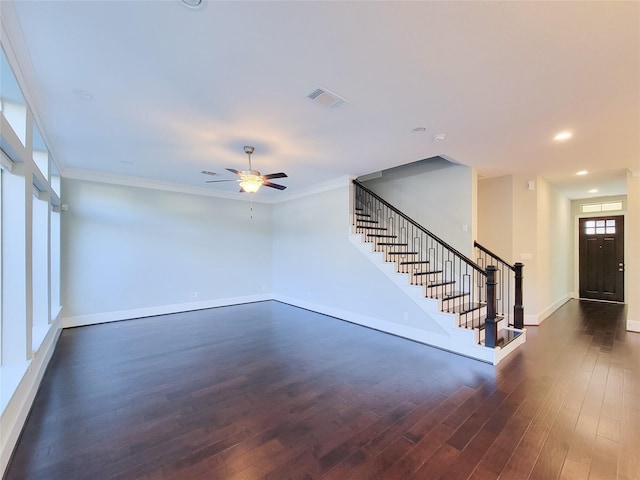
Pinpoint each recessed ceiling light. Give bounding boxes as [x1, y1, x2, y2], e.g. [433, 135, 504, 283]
[554, 131, 572, 141]
[588, 189, 598, 193]
[432, 133, 446, 142]
[411, 127, 426, 134]
[576, 170, 588, 175]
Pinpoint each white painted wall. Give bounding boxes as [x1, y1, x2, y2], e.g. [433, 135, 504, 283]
[361, 158, 475, 257]
[477, 175, 513, 261]
[536, 176, 573, 319]
[509, 174, 539, 322]
[625, 171, 640, 332]
[61, 179, 273, 324]
[478, 174, 573, 324]
[272, 183, 447, 337]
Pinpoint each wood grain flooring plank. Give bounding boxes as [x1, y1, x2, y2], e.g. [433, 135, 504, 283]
[438, 428, 497, 480]
[5, 299, 639, 480]
[467, 377, 552, 480]
[381, 423, 455, 480]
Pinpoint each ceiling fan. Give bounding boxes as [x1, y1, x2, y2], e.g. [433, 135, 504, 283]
[203, 146, 287, 193]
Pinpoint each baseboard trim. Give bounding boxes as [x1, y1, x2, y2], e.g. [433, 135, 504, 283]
[627, 320, 640, 333]
[62, 294, 272, 328]
[273, 294, 497, 364]
[524, 294, 572, 326]
[1, 318, 62, 478]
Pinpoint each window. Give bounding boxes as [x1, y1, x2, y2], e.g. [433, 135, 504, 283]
[50, 205, 61, 321]
[0, 47, 27, 146]
[581, 201, 623, 214]
[584, 219, 615, 235]
[51, 161, 61, 197]
[32, 185, 49, 350]
[1, 39, 62, 414]
[32, 125, 49, 179]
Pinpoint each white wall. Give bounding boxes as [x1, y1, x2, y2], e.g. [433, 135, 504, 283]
[478, 174, 573, 324]
[536, 176, 573, 319]
[272, 184, 447, 337]
[625, 171, 640, 331]
[361, 157, 475, 257]
[61, 179, 273, 325]
[477, 175, 513, 261]
[0, 17, 63, 475]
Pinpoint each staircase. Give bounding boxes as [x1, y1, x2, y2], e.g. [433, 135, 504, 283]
[350, 180, 525, 364]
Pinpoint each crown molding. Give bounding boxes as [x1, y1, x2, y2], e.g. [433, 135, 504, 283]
[272, 175, 351, 203]
[62, 167, 262, 202]
[62, 167, 353, 204]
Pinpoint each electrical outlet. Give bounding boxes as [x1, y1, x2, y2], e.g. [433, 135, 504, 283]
[189, 291, 199, 300]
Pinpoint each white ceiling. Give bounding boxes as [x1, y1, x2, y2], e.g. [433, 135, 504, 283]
[3, 1, 639, 200]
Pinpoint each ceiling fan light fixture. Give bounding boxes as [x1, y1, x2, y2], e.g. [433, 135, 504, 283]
[239, 172, 264, 193]
[205, 146, 286, 192]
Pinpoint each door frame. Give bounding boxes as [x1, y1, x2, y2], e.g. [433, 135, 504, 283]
[574, 210, 627, 303]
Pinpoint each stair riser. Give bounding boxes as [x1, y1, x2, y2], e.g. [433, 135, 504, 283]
[477, 318, 511, 341]
[360, 229, 504, 330]
[351, 199, 525, 363]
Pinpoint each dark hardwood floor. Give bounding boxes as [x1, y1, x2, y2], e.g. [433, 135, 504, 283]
[4, 299, 639, 479]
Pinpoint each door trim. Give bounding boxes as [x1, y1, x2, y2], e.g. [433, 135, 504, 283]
[574, 211, 626, 304]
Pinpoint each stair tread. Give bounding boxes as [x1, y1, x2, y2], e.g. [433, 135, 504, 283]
[448, 302, 485, 314]
[413, 270, 443, 276]
[482, 328, 523, 348]
[426, 280, 456, 287]
[441, 291, 470, 300]
[466, 314, 504, 331]
[352, 208, 526, 356]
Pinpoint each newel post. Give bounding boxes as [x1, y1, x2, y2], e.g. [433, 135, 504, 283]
[513, 262, 524, 329]
[484, 266, 498, 348]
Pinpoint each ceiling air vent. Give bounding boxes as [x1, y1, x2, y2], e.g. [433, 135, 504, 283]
[306, 87, 348, 109]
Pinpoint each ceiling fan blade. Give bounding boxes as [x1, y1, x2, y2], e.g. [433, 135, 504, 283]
[226, 168, 241, 175]
[201, 170, 217, 176]
[262, 172, 288, 180]
[206, 179, 237, 183]
[263, 181, 287, 190]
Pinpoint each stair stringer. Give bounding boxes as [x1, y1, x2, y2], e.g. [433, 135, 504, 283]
[349, 230, 525, 364]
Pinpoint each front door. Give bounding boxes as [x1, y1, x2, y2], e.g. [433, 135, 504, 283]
[579, 215, 624, 302]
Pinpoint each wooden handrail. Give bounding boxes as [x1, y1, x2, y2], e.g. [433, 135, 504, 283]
[354, 179, 485, 275]
[474, 241, 515, 271]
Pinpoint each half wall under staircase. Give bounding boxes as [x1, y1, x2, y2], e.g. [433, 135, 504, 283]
[350, 180, 525, 364]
